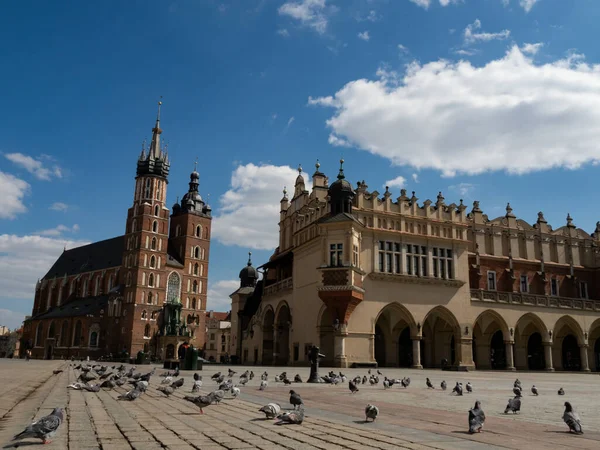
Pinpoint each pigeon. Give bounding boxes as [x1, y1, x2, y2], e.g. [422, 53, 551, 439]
[231, 387, 241, 398]
[289, 390, 303, 409]
[259, 380, 268, 390]
[158, 385, 175, 396]
[441, 380, 447, 391]
[161, 376, 173, 384]
[531, 385, 538, 396]
[100, 379, 116, 389]
[466, 382, 473, 393]
[192, 380, 203, 393]
[82, 384, 100, 392]
[52, 369, 63, 375]
[208, 389, 225, 403]
[514, 379, 522, 389]
[170, 378, 185, 389]
[294, 374, 303, 383]
[365, 404, 379, 422]
[362, 375, 367, 384]
[12, 407, 64, 445]
[275, 407, 305, 425]
[250, 371, 255, 380]
[258, 403, 281, 419]
[193, 373, 202, 381]
[453, 382, 463, 396]
[118, 387, 142, 401]
[562, 402, 583, 434]
[349, 380, 359, 394]
[504, 397, 521, 414]
[558, 387, 565, 396]
[184, 394, 212, 414]
[211, 372, 222, 380]
[468, 401, 485, 434]
[513, 386, 522, 397]
[426, 378, 434, 389]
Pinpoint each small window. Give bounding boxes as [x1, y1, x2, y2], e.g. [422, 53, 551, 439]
[147, 292, 153, 304]
[352, 244, 359, 267]
[194, 247, 200, 259]
[487, 271, 497, 291]
[579, 281, 588, 299]
[520, 275, 528, 293]
[151, 237, 157, 250]
[193, 263, 199, 275]
[152, 221, 158, 233]
[192, 280, 198, 293]
[150, 255, 156, 268]
[175, 225, 181, 237]
[148, 273, 154, 287]
[154, 205, 159, 216]
[151, 311, 157, 320]
[329, 243, 343, 266]
[144, 324, 151, 337]
[141, 310, 148, 319]
[551, 278, 559, 296]
[196, 225, 201, 238]
[191, 298, 197, 309]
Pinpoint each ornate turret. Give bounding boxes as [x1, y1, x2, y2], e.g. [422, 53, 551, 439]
[177, 159, 211, 216]
[328, 159, 355, 215]
[293, 165, 306, 198]
[136, 100, 170, 180]
[239, 252, 258, 288]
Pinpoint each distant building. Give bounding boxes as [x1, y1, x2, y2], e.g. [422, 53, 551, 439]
[230, 160, 600, 371]
[204, 311, 231, 362]
[22, 105, 212, 360]
[0, 326, 9, 336]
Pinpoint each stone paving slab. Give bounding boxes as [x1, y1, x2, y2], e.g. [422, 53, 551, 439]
[1, 361, 599, 449]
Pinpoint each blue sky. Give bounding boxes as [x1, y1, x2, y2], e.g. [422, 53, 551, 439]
[2, 0, 600, 329]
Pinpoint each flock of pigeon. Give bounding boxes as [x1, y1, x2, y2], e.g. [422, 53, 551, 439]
[9, 364, 585, 445]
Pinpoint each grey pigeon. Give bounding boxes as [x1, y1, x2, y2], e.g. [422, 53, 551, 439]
[441, 380, 447, 390]
[208, 389, 225, 403]
[259, 380, 268, 390]
[275, 407, 304, 425]
[563, 402, 583, 434]
[158, 385, 175, 396]
[365, 404, 379, 422]
[192, 379, 203, 393]
[294, 374, 303, 383]
[466, 382, 473, 393]
[258, 403, 281, 419]
[184, 394, 212, 414]
[531, 385, 538, 396]
[426, 378, 434, 389]
[468, 401, 485, 434]
[504, 397, 521, 414]
[12, 407, 64, 444]
[118, 387, 142, 401]
[558, 387, 565, 395]
[349, 380, 359, 394]
[513, 386, 522, 397]
[453, 382, 463, 396]
[170, 377, 185, 389]
[52, 369, 63, 375]
[289, 390, 303, 409]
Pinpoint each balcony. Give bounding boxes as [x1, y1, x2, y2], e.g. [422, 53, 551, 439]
[470, 289, 600, 312]
[263, 277, 293, 297]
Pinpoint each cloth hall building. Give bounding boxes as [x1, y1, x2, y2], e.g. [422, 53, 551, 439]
[22, 106, 212, 360]
[230, 160, 600, 372]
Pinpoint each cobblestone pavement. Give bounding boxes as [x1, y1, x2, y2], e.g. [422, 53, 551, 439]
[1, 360, 599, 449]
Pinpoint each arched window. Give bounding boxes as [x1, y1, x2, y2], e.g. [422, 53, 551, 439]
[151, 237, 157, 250]
[150, 255, 156, 268]
[35, 323, 43, 347]
[131, 219, 136, 233]
[192, 280, 198, 293]
[142, 310, 148, 319]
[144, 324, 151, 337]
[48, 321, 55, 338]
[175, 225, 181, 237]
[81, 279, 88, 297]
[94, 276, 100, 296]
[126, 272, 132, 287]
[167, 272, 181, 303]
[154, 204, 159, 216]
[107, 274, 114, 292]
[191, 298, 197, 309]
[60, 321, 69, 347]
[145, 178, 152, 198]
[73, 320, 82, 346]
[193, 263, 199, 275]
[152, 220, 158, 233]
[195, 225, 201, 237]
[151, 311, 157, 320]
[148, 273, 154, 287]
[89, 331, 98, 347]
[147, 292, 153, 304]
[194, 247, 200, 258]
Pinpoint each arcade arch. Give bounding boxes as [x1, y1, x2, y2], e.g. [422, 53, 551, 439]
[472, 310, 510, 370]
[373, 303, 416, 367]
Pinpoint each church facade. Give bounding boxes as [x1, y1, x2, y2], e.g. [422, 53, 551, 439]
[22, 105, 212, 360]
[231, 160, 600, 371]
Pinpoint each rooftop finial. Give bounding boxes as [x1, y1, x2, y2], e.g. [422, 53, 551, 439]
[142, 138, 146, 150]
[194, 157, 198, 172]
[298, 164, 302, 174]
[566, 213, 575, 227]
[315, 159, 320, 170]
[247, 251, 252, 266]
[283, 186, 287, 195]
[337, 158, 345, 180]
[157, 96, 163, 122]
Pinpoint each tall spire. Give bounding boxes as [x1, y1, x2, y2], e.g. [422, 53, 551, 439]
[149, 97, 163, 159]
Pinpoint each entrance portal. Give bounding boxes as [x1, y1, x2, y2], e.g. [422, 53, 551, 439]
[375, 324, 386, 366]
[490, 330, 506, 369]
[398, 327, 412, 367]
[561, 334, 580, 371]
[527, 332, 545, 370]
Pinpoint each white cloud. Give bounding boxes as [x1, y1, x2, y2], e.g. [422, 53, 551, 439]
[358, 31, 370, 41]
[455, 49, 477, 56]
[520, 0, 539, 13]
[384, 176, 406, 189]
[35, 224, 80, 237]
[357, 10, 379, 22]
[286, 116, 295, 129]
[0, 309, 27, 330]
[207, 280, 238, 312]
[439, 0, 462, 5]
[278, 0, 329, 34]
[409, 0, 430, 9]
[398, 44, 409, 54]
[4, 153, 63, 181]
[0, 171, 30, 219]
[412, 173, 419, 183]
[0, 234, 90, 301]
[277, 28, 290, 37]
[521, 42, 543, 55]
[501, 0, 510, 5]
[328, 134, 351, 147]
[308, 45, 600, 177]
[49, 202, 68, 212]
[449, 183, 475, 197]
[212, 164, 313, 250]
[464, 19, 510, 45]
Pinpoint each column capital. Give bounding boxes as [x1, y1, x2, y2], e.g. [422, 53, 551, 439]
[411, 335, 423, 341]
[542, 341, 553, 347]
[579, 343, 589, 349]
[503, 340, 515, 345]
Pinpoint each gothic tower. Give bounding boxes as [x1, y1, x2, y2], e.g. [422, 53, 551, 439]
[118, 101, 171, 355]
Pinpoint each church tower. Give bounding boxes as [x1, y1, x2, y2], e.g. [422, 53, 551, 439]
[118, 101, 171, 355]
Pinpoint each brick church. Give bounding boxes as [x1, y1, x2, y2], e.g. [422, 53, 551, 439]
[22, 104, 212, 360]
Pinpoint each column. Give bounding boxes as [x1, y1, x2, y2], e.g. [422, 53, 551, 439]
[370, 333, 376, 363]
[459, 338, 475, 370]
[334, 330, 348, 368]
[505, 341, 515, 371]
[412, 338, 422, 369]
[580, 344, 590, 372]
[272, 327, 279, 365]
[543, 342, 554, 371]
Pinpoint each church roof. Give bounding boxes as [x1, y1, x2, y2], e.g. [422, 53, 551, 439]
[42, 236, 124, 280]
[32, 295, 109, 320]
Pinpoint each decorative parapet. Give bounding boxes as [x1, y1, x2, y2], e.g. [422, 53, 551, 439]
[263, 277, 293, 297]
[470, 289, 600, 311]
[369, 272, 465, 288]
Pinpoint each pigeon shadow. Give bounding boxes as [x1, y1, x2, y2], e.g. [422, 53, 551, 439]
[451, 431, 474, 435]
[3, 442, 45, 448]
[352, 420, 371, 424]
[249, 418, 272, 422]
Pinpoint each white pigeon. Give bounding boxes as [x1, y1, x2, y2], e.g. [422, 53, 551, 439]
[161, 376, 173, 385]
[259, 380, 268, 390]
[231, 387, 241, 398]
[258, 403, 281, 419]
